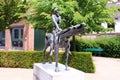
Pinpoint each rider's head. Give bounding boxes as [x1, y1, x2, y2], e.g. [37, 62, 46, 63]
[54, 8, 60, 14]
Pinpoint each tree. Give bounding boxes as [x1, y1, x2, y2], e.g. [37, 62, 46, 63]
[27, 0, 79, 32]
[76, 0, 117, 33]
[27, 0, 117, 51]
[0, 0, 28, 30]
[28, 0, 117, 33]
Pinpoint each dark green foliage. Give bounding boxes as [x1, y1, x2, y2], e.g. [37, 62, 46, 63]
[0, 51, 95, 73]
[71, 36, 120, 58]
[0, 0, 28, 30]
[95, 36, 120, 58]
[0, 51, 42, 68]
[27, 0, 79, 32]
[77, 0, 117, 33]
[28, 0, 117, 33]
[67, 52, 95, 73]
[70, 37, 99, 51]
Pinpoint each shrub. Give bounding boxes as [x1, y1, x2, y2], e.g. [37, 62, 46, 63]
[95, 36, 120, 58]
[0, 51, 42, 68]
[67, 52, 95, 73]
[71, 36, 120, 58]
[70, 37, 99, 51]
[0, 51, 95, 73]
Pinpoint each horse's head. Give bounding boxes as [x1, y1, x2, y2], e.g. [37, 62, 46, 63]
[71, 23, 86, 34]
[59, 23, 87, 39]
[78, 23, 86, 29]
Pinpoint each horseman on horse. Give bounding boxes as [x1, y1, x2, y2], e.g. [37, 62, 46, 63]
[42, 8, 86, 72]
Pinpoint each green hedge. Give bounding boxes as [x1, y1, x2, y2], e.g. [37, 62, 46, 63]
[0, 51, 42, 68]
[71, 36, 120, 58]
[95, 36, 120, 57]
[66, 52, 95, 73]
[0, 51, 95, 73]
[70, 37, 99, 51]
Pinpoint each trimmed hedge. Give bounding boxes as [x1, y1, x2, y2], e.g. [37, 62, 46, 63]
[0, 51, 95, 73]
[71, 36, 120, 58]
[66, 52, 95, 73]
[95, 36, 120, 57]
[70, 37, 99, 51]
[0, 51, 42, 68]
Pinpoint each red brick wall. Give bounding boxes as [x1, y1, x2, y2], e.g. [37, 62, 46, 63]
[23, 24, 34, 50]
[5, 20, 34, 50]
[5, 29, 11, 50]
[28, 24, 34, 50]
[23, 24, 29, 50]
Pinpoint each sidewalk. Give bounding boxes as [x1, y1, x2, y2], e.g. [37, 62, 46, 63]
[85, 57, 120, 80]
[0, 57, 120, 80]
[0, 68, 33, 80]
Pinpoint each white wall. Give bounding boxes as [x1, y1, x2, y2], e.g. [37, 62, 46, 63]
[101, 20, 120, 33]
[115, 19, 120, 32]
[101, 22, 108, 28]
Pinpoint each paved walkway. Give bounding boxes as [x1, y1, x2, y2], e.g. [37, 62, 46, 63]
[0, 68, 33, 80]
[85, 57, 120, 80]
[0, 57, 120, 80]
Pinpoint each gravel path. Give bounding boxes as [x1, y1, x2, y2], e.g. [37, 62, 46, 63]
[0, 57, 120, 80]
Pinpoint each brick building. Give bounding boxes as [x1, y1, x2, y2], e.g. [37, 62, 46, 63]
[0, 19, 45, 50]
[0, 19, 34, 50]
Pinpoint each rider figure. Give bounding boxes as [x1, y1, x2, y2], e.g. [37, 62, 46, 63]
[52, 8, 62, 34]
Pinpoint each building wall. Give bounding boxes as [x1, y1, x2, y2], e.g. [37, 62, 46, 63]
[5, 29, 11, 50]
[3, 19, 34, 51]
[115, 19, 120, 32]
[23, 24, 34, 50]
[102, 19, 120, 33]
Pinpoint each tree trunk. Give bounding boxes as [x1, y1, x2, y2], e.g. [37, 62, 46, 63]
[72, 35, 76, 51]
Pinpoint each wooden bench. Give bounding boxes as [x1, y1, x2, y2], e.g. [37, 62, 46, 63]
[83, 48, 104, 56]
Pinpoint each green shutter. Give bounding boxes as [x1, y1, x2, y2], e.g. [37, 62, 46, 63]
[34, 29, 45, 51]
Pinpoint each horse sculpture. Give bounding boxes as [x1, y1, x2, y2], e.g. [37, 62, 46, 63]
[42, 23, 86, 72]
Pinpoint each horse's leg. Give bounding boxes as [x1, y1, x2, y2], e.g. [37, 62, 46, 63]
[49, 40, 53, 64]
[65, 40, 70, 70]
[54, 44, 59, 72]
[53, 31, 59, 72]
[42, 42, 48, 64]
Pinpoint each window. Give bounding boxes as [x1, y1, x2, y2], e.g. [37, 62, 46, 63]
[12, 28, 23, 47]
[2, 31, 5, 38]
[21, 29, 23, 39]
[0, 31, 5, 46]
[108, 23, 115, 29]
[14, 29, 19, 39]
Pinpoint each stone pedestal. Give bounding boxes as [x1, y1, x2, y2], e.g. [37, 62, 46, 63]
[33, 62, 84, 80]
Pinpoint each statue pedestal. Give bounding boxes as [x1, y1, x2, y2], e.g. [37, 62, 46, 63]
[33, 62, 84, 80]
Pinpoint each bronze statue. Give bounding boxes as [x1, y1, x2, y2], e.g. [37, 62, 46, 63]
[42, 8, 86, 72]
